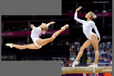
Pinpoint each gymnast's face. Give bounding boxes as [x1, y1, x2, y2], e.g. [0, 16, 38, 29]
[85, 12, 91, 19]
[41, 23, 48, 34]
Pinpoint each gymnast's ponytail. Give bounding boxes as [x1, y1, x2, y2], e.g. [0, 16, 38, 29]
[89, 11, 97, 19]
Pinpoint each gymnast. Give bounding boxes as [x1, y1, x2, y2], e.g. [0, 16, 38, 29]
[6, 21, 69, 50]
[72, 6, 101, 67]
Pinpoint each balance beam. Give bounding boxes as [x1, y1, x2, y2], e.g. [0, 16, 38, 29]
[62, 66, 112, 74]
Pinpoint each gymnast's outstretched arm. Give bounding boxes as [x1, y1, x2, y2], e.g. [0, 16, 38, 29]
[30, 24, 36, 29]
[6, 43, 40, 50]
[47, 21, 55, 26]
[30, 21, 55, 29]
[74, 6, 85, 24]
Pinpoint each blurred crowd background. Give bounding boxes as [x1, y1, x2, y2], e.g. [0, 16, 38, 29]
[61, 41, 112, 67]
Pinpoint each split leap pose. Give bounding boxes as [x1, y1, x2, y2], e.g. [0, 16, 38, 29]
[6, 21, 69, 50]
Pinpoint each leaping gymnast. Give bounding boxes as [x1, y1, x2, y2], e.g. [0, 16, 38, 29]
[6, 21, 69, 50]
[72, 6, 101, 67]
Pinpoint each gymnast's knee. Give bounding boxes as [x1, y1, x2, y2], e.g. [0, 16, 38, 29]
[78, 47, 85, 55]
[95, 51, 100, 56]
[80, 47, 85, 51]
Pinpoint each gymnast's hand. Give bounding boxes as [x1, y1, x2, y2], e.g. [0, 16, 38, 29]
[75, 6, 82, 12]
[30, 24, 35, 29]
[48, 21, 55, 25]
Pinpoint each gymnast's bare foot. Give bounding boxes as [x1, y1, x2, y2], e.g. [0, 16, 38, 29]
[61, 24, 69, 31]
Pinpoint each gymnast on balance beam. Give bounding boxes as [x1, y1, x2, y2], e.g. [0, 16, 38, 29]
[72, 6, 101, 67]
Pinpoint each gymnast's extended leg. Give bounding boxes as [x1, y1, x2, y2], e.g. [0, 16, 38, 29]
[6, 43, 40, 50]
[72, 40, 92, 67]
[36, 24, 69, 46]
[90, 34, 100, 66]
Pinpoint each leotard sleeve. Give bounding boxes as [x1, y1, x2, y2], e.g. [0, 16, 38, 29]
[92, 22, 100, 38]
[74, 12, 85, 24]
